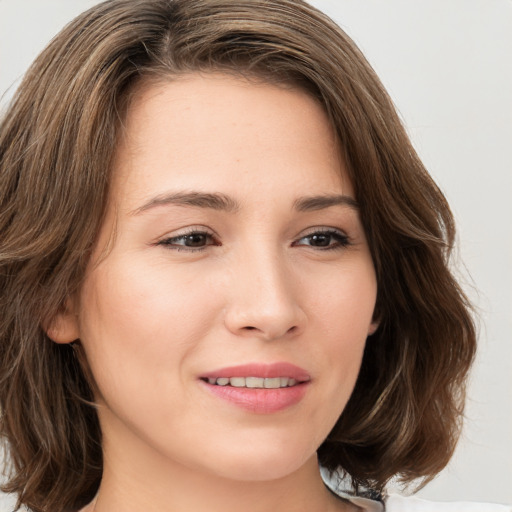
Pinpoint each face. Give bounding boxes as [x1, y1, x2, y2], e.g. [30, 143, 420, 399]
[59, 73, 377, 482]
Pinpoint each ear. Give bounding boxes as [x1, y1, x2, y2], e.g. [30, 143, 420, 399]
[45, 299, 80, 344]
[367, 318, 380, 336]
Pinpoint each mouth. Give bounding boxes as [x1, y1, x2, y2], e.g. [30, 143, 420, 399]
[199, 362, 311, 413]
[201, 376, 307, 388]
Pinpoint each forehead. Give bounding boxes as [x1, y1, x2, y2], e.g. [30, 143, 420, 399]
[111, 72, 351, 210]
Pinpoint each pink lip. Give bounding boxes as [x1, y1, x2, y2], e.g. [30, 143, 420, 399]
[199, 362, 311, 414]
[200, 362, 311, 381]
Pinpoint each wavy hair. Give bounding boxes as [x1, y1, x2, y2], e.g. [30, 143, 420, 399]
[0, 1, 476, 511]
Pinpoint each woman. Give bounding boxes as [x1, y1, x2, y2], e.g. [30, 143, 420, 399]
[0, 1, 484, 511]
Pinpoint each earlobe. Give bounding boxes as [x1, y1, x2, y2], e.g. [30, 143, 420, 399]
[367, 319, 379, 336]
[45, 300, 80, 344]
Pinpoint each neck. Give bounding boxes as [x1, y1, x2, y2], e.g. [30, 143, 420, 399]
[93, 457, 343, 512]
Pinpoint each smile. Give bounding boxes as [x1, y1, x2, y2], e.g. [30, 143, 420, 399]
[199, 363, 311, 413]
[203, 376, 305, 388]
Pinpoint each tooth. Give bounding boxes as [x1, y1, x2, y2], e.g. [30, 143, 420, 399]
[246, 377, 264, 388]
[230, 377, 246, 387]
[210, 376, 301, 388]
[264, 377, 281, 389]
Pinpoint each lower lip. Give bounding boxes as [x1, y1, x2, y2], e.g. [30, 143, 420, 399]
[200, 380, 309, 413]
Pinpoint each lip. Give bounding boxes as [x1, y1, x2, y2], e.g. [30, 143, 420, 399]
[199, 362, 311, 414]
[200, 362, 311, 381]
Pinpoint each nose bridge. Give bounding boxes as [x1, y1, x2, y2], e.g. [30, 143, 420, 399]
[224, 239, 304, 339]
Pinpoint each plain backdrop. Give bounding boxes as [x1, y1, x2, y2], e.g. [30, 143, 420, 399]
[1, 0, 511, 509]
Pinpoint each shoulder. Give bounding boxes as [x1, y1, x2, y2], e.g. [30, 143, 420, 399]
[320, 469, 511, 512]
[334, 491, 511, 512]
[383, 494, 512, 512]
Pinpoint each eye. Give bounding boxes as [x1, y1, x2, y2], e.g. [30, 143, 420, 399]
[293, 229, 350, 251]
[157, 229, 219, 252]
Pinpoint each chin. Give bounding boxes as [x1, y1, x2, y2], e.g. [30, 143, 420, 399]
[197, 438, 317, 482]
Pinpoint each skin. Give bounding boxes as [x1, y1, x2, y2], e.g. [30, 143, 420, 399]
[51, 73, 378, 512]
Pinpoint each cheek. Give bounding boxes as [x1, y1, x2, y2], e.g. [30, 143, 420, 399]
[76, 257, 221, 394]
[305, 259, 377, 415]
[310, 258, 377, 338]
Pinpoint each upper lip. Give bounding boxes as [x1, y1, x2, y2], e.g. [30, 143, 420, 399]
[200, 362, 311, 381]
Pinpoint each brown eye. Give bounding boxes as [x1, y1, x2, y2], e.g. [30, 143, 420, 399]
[158, 230, 218, 251]
[307, 233, 332, 247]
[294, 230, 350, 250]
[181, 233, 209, 247]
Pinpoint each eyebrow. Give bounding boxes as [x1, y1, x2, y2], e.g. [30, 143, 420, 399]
[130, 191, 359, 216]
[293, 194, 359, 212]
[131, 191, 241, 215]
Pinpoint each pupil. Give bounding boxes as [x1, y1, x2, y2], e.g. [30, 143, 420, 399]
[311, 234, 330, 247]
[186, 234, 206, 246]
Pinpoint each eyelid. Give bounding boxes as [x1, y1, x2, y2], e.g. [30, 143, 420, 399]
[299, 226, 346, 236]
[292, 226, 351, 250]
[155, 226, 220, 251]
[296, 226, 349, 240]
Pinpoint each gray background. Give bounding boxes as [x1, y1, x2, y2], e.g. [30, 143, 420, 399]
[1, 0, 511, 508]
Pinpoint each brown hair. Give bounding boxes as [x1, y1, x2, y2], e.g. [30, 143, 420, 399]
[0, 1, 476, 511]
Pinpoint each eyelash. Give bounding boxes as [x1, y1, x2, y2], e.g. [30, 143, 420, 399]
[292, 229, 351, 251]
[156, 227, 351, 252]
[156, 228, 219, 252]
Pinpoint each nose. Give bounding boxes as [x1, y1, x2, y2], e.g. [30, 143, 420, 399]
[223, 248, 306, 341]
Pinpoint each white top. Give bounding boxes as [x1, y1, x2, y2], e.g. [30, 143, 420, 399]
[322, 468, 512, 512]
[335, 490, 512, 512]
